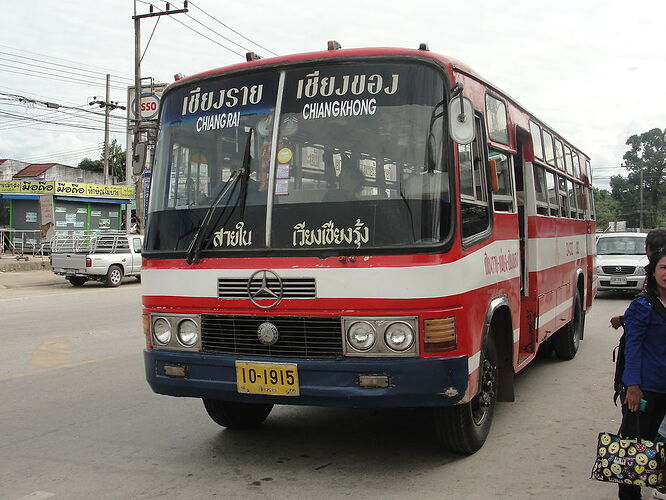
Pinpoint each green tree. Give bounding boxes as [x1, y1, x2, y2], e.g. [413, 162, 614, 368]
[619, 128, 666, 228]
[77, 139, 126, 183]
[108, 139, 126, 183]
[593, 187, 621, 231]
[78, 157, 103, 172]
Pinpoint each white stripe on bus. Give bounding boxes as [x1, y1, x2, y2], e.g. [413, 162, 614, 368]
[142, 239, 521, 299]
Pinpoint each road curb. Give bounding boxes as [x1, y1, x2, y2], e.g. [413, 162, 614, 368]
[0, 259, 50, 273]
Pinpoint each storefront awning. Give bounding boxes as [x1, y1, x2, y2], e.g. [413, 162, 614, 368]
[55, 196, 128, 205]
[1, 194, 39, 200]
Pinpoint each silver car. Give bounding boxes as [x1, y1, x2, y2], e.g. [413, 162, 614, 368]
[596, 232, 648, 292]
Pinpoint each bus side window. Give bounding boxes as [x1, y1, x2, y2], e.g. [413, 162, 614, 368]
[460, 117, 491, 242]
[545, 169, 559, 216]
[533, 164, 549, 216]
[490, 151, 514, 212]
[558, 175, 570, 218]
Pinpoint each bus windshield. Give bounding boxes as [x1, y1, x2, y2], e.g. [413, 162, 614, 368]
[146, 61, 452, 255]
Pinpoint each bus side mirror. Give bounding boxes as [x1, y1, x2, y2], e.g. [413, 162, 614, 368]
[448, 96, 475, 145]
[132, 142, 148, 176]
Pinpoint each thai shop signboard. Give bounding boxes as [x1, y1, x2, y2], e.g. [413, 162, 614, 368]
[0, 181, 134, 199]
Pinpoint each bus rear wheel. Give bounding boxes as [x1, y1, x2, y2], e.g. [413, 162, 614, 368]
[553, 292, 583, 360]
[203, 399, 273, 429]
[433, 334, 498, 454]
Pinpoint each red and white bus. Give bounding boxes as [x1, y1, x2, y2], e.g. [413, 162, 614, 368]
[141, 43, 596, 454]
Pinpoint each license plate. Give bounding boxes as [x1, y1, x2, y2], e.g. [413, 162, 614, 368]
[610, 277, 627, 285]
[235, 361, 299, 396]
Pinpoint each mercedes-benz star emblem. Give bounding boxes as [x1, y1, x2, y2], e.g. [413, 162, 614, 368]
[248, 269, 284, 309]
[615, 267, 622, 272]
[257, 322, 279, 345]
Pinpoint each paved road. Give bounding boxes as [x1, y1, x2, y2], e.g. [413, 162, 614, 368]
[0, 271, 636, 499]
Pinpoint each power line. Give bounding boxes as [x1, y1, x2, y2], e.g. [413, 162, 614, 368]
[183, 12, 257, 55]
[187, 0, 277, 56]
[0, 110, 126, 133]
[0, 51, 134, 85]
[165, 11, 244, 58]
[0, 65, 126, 92]
[0, 43, 135, 82]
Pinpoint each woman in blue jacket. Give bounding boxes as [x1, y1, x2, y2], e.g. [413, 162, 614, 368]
[619, 248, 666, 500]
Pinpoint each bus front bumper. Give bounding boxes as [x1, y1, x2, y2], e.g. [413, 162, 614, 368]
[144, 350, 469, 408]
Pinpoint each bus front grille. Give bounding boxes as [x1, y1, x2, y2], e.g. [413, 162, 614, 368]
[201, 315, 342, 358]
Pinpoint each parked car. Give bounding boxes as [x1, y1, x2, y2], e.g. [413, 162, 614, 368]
[51, 232, 143, 287]
[596, 232, 647, 292]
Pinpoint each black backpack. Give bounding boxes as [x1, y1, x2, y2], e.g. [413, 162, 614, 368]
[613, 289, 666, 405]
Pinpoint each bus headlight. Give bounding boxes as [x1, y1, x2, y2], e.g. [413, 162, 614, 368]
[177, 319, 199, 347]
[347, 321, 376, 351]
[384, 322, 415, 351]
[153, 317, 172, 345]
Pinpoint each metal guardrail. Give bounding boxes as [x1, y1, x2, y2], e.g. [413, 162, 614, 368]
[0, 228, 44, 259]
[50, 230, 130, 254]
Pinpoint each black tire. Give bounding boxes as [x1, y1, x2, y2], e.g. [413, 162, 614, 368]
[203, 399, 273, 429]
[105, 265, 123, 287]
[67, 276, 87, 287]
[536, 338, 554, 359]
[553, 292, 583, 360]
[433, 334, 498, 454]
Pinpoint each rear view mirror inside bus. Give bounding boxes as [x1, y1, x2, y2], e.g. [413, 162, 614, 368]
[448, 96, 475, 145]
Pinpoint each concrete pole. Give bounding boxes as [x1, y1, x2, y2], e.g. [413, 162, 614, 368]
[639, 167, 643, 232]
[134, 3, 143, 232]
[104, 73, 110, 185]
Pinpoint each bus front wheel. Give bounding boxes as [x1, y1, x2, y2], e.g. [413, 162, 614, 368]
[203, 399, 273, 429]
[433, 334, 498, 454]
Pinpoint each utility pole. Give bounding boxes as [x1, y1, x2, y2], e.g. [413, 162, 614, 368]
[89, 81, 125, 185]
[131, 0, 188, 232]
[104, 74, 110, 184]
[639, 167, 644, 232]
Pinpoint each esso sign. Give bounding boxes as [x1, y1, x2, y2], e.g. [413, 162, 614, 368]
[140, 101, 158, 112]
[134, 92, 160, 120]
[127, 84, 166, 124]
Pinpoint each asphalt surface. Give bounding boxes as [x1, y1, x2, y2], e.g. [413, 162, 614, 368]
[0, 271, 637, 499]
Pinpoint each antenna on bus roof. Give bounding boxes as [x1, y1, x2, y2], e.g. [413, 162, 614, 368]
[246, 52, 261, 61]
[419, 43, 430, 51]
[327, 40, 342, 50]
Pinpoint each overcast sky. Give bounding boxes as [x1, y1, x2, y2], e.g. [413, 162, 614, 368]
[2, 0, 665, 190]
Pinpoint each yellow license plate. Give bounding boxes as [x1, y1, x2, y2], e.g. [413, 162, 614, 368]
[235, 361, 299, 396]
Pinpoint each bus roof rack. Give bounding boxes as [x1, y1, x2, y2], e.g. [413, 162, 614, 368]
[327, 40, 342, 50]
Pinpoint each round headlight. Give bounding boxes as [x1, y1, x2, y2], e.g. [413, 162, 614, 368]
[347, 321, 376, 351]
[153, 317, 171, 345]
[384, 322, 415, 351]
[177, 319, 199, 347]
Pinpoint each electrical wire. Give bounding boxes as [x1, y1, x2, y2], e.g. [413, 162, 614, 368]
[140, 17, 161, 63]
[166, 14, 244, 58]
[0, 51, 134, 85]
[0, 43, 135, 82]
[187, 0, 277, 56]
[0, 65, 126, 92]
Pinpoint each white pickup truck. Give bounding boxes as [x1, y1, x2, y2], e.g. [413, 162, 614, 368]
[50, 233, 143, 287]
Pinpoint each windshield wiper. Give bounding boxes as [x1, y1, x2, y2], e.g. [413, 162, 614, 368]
[184, 128, 253, 265]
[185, 171, 241, 264]
[238, 128, 253, 219]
